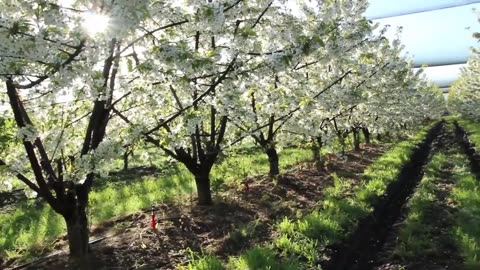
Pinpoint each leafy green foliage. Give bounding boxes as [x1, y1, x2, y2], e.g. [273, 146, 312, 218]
[0, 118, 15, 154]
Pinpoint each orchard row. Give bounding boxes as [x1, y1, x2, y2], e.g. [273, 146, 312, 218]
[0, 0, 445, 257]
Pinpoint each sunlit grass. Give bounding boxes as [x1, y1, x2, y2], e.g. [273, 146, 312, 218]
[451, 118, 480, 268]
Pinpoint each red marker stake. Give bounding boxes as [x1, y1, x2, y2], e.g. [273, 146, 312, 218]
[150, 207, 156, 229]
[244, 181, 250, 191]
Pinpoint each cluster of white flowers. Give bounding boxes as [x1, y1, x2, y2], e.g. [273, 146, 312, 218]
[449, 47, 480, 120]
[0, 0, 447, 197]
[16, 125, 38, 143]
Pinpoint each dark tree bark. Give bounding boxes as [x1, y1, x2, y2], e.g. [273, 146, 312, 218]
[123, 148, 133, 171]
[64, 186, 89, 256]
[311, 137, 321, 162]
[353, 129, 361, 151]
[194, 171, 213, 205]
[362, 128, 371, 144]
[265, 146, 279, 176]
[311, 136, 326, 170]
[376, 133, 382, 142]
[123, 151, 129, 171]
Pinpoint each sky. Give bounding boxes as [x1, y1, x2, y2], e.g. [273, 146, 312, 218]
[365, 0, 480, 88]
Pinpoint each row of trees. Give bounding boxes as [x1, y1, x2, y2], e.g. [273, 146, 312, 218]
[0, 0, 444, 258]
[449, 49, 480, 119]
[449, 14, 480, 119]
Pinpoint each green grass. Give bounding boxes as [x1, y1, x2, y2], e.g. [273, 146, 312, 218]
[212, 147, 313, 185]
[450, 156, 480, 269]
[0, 147, 312, 262]
[227, 247, 300, 270]
[392, 152, 451, 260]
[271, 125, 432, 266]
[179, 249, 225, 270]
[457, 118, 480, 148]
[451, 118, 480, 268]
[391, 119, 480, 268]
[183, 122, 439, 269]
[180, 247, 300, 270]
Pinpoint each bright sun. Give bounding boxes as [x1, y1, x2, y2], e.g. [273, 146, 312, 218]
[82, 12, 110, 35]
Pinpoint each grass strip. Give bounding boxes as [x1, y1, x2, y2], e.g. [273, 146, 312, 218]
[390, 150, 458, 265]
[450, 153, 480, 269]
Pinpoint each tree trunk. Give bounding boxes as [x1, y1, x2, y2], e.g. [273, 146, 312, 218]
[376, 133, 381, 141]
[195, 172, 213, 205]
[353, 130, 361, 151]
[61, 184, 91, 260]
[123, 151, 129, 171]
[64, 203, 89, 257]
[362, 128, 371, 144]
[312, 142, 320, 162]
[265, 146, 280, 176]
[312, 137, 325, 170]
[337, 133, 346, 156]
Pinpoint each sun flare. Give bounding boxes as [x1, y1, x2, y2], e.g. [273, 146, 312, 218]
[82, 12, 110, 35]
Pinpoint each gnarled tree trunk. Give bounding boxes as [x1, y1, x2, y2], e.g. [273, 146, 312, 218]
[311, 139, 321, 162]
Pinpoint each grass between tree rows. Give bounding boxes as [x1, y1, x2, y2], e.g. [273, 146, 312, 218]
[388, 150, 458, 266]
[376, 120, 480, 269]
[452, 118, 480, 268]
[183, 123, 438, 269]
[457, 118, 480, 147]
[0, 147, 314, 261]
[450, 150, 480, 268]
[398, 151, 449, 253]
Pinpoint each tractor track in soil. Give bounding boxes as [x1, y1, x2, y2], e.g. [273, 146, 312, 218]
[321, 121, 443, 270]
